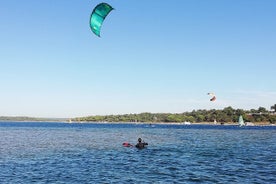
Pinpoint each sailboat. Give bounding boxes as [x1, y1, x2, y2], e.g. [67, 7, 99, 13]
[238, 115, 245, 127]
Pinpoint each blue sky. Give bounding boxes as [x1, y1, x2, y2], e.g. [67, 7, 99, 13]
[0, 0, 275, 118]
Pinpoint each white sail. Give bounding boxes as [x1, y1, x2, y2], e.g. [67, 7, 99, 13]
[239, 115, 245, 127]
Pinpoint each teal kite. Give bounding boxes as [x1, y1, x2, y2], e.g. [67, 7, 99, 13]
[90, 3, 114, 37]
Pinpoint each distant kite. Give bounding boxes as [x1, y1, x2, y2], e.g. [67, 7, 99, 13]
[90, 3, 114, 37]
[207, 92, 216, 102]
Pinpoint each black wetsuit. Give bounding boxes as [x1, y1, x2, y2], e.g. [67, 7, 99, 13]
[135, 142, 148, 149]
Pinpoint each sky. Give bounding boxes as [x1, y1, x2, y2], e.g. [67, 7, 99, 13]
[0, 0, 276, 118]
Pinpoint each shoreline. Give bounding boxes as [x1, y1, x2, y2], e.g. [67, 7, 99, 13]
[66, 121, 275, 126]
[0, 120, 274, 126]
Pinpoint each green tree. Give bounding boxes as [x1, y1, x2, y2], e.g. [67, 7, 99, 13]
[186, 116, 195, 123]
[195, 114, 205, 122]
[257, 107, 268, 113]
[271, 104, 276, 113]
[166, 114, 183, 122]
[268, 115, 276, 124]
[223, 106, 235, 116]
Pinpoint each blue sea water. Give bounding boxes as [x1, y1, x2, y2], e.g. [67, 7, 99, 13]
[0, 122, 275, 183]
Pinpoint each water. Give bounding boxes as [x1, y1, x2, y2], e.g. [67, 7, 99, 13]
[0, 122, 275, 183]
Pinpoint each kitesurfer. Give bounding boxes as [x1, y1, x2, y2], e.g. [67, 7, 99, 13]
[135, 138, 148, 149]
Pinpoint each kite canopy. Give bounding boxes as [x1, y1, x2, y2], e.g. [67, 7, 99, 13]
[210, 96, 216, 101]
[207, 93, 216, 102]
[90, 3, 114, 37]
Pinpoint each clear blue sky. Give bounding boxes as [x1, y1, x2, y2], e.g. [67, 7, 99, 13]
[0, 0, 275, 118]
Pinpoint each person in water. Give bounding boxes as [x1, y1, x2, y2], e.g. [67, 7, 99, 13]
[135, 138, 148, 149]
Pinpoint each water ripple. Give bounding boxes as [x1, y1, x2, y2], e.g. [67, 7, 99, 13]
[0, 122, 275, 183]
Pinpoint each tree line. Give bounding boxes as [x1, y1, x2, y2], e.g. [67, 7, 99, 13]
[0, 116, 66, 122]
[74, 105, 276, 124]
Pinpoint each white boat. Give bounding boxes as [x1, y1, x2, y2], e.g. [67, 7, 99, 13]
[183, 121, 191, 125]
[246, 122, 254, 126]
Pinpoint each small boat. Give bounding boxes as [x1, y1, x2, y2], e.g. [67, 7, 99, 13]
[214, 119, 217, 124]
[246, 122, 254, 126]
[182, 121, 191, 125]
